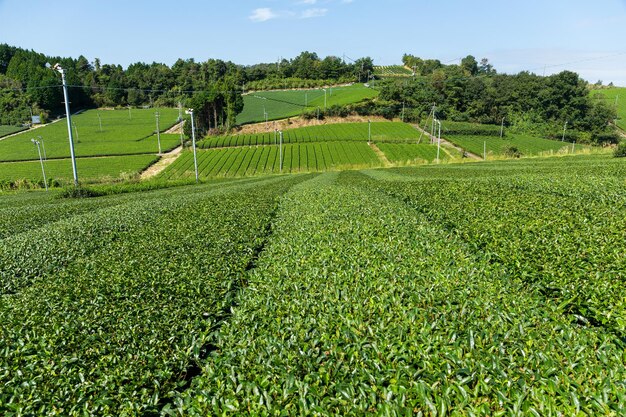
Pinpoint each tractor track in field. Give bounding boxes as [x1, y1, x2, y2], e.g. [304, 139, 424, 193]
[410, 123, 482, 160]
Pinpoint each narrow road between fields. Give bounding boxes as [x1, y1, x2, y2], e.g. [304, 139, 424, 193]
[0, 110, 85, 142]
[140, 146, 183, 179]
[368, 142, 391, 166]
[410, 123, 482, 160]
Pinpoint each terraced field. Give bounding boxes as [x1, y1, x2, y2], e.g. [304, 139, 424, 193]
[0, 125, 26, 138]
[2, 155, 625, 415]
[159, 142, 380, 179]
[200, 122, 422, 148]
[0, 154, 159, 186]
[374, 65, 414, 77]
[0, 108, 180, 162]
[376, 143, 441, 163]
[236, 84, 378, 125]
[445, 133, 577, 157]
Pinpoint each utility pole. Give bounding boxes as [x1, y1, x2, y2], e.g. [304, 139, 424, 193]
[97, 111, 103, 132]
[368, 119, 372, 143]
[435, 119, 441, 163]
[31, 138, 48, 191]
[155, 111, 162, 154]
[500, 117, 505, 139]
[73, 121, 80, 143]
[562, 121, 568, 141]
[36, 135, 46, 160]
[186, 109, 198, 183]
[323, 88, 327, 110]
[279, 131, 283, 172]
[128, 105, 132, 120]
[178, 102, 184, 147]
[48, 63, 78, 186]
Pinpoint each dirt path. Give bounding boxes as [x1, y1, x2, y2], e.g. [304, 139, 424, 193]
[0, 110, 85, 142]
[410, 123, 482, 160]
[369, 143, 391, 167]
[235, 115, 392, 135]
[165, 121, 184, 135]
[140, 146, 183, 179]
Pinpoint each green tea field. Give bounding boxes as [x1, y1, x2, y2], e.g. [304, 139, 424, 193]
[1, 154, 625, 415]
[200, 121, 421, 148]
[159, 142, 380, 179]
[237, 84, 378, 125]
[374, 65, 414, 77]
[0, 108, 181, 162]
[0, 154, 158, 186]
[445, 133, 576, 157]
[0, 125, 26, 138]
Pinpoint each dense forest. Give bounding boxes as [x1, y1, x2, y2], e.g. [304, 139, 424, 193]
[0, 44, 618, 143]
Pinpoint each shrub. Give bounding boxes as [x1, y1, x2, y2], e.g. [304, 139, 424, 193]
[502, 145, 523, 158]
[614, 142, 626, 158]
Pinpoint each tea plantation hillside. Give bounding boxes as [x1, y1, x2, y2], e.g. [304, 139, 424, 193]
[1, 154, 625, 415]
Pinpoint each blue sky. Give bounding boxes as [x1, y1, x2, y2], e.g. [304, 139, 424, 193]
[1, 0, 625, 84]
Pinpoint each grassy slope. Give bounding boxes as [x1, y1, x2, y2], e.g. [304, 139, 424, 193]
[236, 84, 378, 125]
[0, 154, 159, 184]
[0, 108, 180, 162]
[445, 133, 579, 157]
[0, 126, 26, 138]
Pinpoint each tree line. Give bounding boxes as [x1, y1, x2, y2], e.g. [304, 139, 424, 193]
[0, 45, 373, 132]
[375, 54, 618, 144]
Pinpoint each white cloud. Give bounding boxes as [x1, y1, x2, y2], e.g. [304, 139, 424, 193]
[249, 8, 278, 22]
[300, 8, 328, 18]
[299, 0, 318, 4]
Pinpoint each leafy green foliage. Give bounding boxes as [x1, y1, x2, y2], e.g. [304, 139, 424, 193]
[590, 87, 626, 130]
[172, 164, 626, 414]
[614, 141, 626, 157]
[2, 154, 626, 415]
[0, 175, 308, 415]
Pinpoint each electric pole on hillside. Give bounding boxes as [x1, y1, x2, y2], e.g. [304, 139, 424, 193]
[435, 119, 441, 163]
[47, 63, 78, 186]
[178, 102, 184, 147]
[279, 131, 283, 172]
[31, 138, 48, 191]
[155, 111, 162, 154]
[186, 109, 198, 183]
